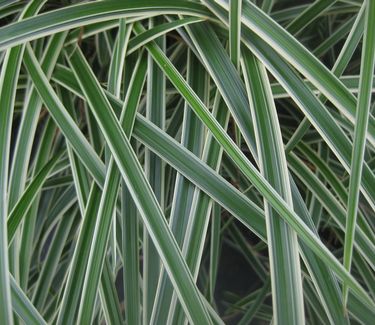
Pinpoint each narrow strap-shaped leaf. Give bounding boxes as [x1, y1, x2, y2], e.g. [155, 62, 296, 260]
[107, 17, 131, 275]
[122, 179, 140, 325]
[313, 16, 355, 57]
[287, 180, 350, 324]
[31, 208, 75, 311]
[261, 0, 274, 13]
[183, 22, 257, 158]
[180, 20, 371, 249]
[151, 50, 205, 324]
[107, 19, 134, 324]
[76, 157, 120, 324]
[10, 275, 47, 325]
[238, 279, 270, 325]
[286, 0, 337, 36]
[7, 151, 64, 243]
[59, 93, 122, 324]
[271, 75, 374, 99]
[177, 94, 230, 287]
[23, 45, 106, 185]
[77, 54, 146, 325]
[58, 53, 147, 325]
[8, 32, 67, 212]
[242, 49, 304, 324]
[0, 1, 46, 321]
[133, 115, 265, 238]
[0, 0, 210, 51]
[64, 82, 124, 324]
[127, 16, 203, 55]
[227, 223, 268, 282]
[288, 152, 375, 270]
[66, 144, 89, 215]
[174, 20, 352, 322]
[0, 1, 24, 20]
[143, 17, 165, 324]
[0, 1, 20, 8]
[64, 18, 142, 47]
[56, 183, 101, 325]
[332, 3, 365, 76]
[286, 6, 365, 151]
[285, 3, 365, 152]
[133, 114, 368, 321]
[99, 258, 123, 325]
[254, 33, 375, 210]
[121, 60, 147, 324]
[303, 280, 332, 324]
[108, 18, 131, 98]
[16, 33, 68, 290]
[42, 175, 72, 190]
[209, 203, 221, 304]
[343, 0, 375, 307]
[294, 140, 374, 243]
[229, 0, 241, 69]
[59, 84, 90, 209]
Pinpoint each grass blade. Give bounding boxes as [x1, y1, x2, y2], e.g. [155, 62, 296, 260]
[242, 49, 304, 324]
[0, 0, 210, 51]
[7, 151, 63, 243]
[0, 0, 47, 320]
[10, 276, 47, 325]
[286, 0, 336, 36]
[229, 0, 241, 69]
[343, 0, 375, 307]
[23, 45, 106, 185]
[56, 183, 101, 325]
[151, 50, 205, 324]
[143, 17, 165, 324]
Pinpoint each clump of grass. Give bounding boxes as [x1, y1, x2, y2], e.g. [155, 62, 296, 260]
[0, 0, 374, 324]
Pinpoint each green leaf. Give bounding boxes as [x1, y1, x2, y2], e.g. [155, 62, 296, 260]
[143, 17, 165, 324]
[10, 276, 47, 325]
[343, 0, 375, 307]
[0, 1, 46, 322]
[31, 208, 75, 311]
[7, 151, 64, 243]
[0, 0, 210, 51]
[241, 49, 304, 324]
[286, 0, 337, 36]
[229, 0, 241, 69]
[23, 45, 106, 186]
[151, 50, 206, 324]
[56, 183, 101, 325]
[127, 16, 203, 55]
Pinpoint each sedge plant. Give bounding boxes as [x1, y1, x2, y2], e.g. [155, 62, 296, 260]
[0, 0, 374, 324]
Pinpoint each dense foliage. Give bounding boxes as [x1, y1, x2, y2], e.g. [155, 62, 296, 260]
[0, 0, 374, 324]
